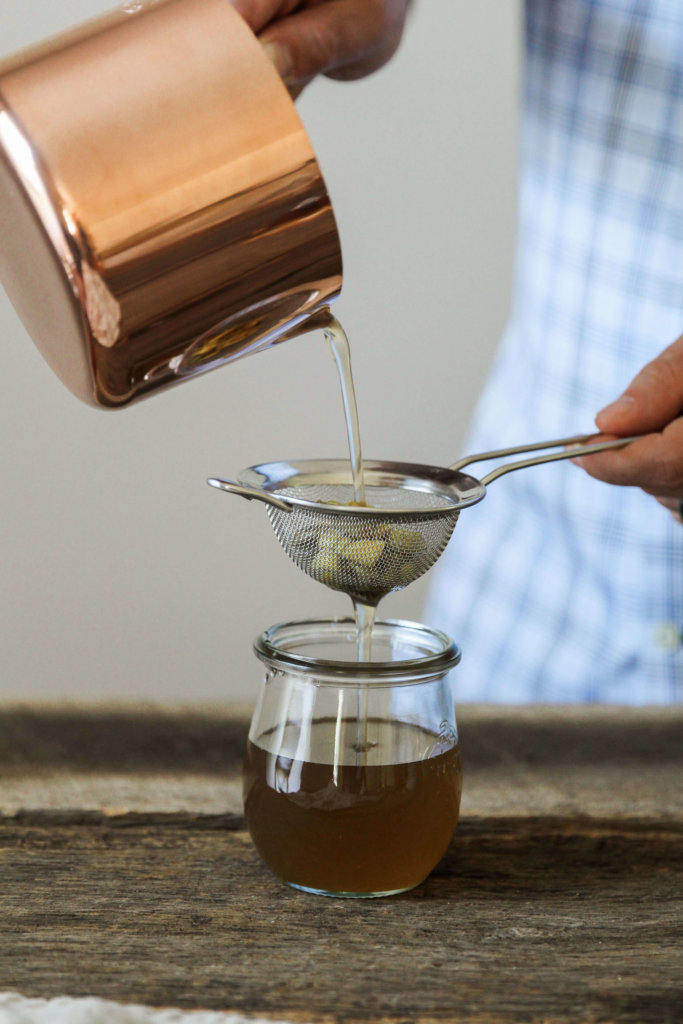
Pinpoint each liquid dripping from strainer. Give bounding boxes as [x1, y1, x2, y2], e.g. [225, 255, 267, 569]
[353, 601, 378, 755]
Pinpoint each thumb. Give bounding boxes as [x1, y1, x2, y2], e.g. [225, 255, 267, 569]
[259, 0, 408, 88]
[596, 334, 683, 435]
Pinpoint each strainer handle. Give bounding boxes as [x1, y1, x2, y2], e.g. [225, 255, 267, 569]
[207, 478, 294, 512]
[450, 434, 595, 472]
[451, 435, 642, 487]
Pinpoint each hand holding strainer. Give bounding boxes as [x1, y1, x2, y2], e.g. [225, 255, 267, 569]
[208, 434, 640, 605]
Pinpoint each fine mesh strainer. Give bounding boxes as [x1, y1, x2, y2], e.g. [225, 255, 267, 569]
[208, 433, 639, 605]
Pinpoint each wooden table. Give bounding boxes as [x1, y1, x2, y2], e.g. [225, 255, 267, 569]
[1, 704, 681, 1023]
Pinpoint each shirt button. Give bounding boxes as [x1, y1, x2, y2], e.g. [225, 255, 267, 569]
[653, 622, 682, 651]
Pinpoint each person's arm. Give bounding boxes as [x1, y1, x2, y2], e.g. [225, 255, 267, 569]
[573, 334, 683, 514]
[231, 1, 412, 95]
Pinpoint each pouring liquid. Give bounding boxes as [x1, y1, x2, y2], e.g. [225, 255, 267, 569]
[324, 316, 366, 507]
[323, 315, 374, 660]
[325, 316, 374, 757]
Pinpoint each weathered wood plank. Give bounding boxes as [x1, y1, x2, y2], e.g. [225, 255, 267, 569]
[1, 705, 682, 819]
[1, 816, 681, 1024]
[1, 706, 681, 1022]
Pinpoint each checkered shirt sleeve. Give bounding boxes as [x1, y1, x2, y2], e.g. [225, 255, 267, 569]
[425, 0, 683, 704]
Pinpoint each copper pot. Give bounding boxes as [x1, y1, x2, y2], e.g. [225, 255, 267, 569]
[0, 0, 342, 407]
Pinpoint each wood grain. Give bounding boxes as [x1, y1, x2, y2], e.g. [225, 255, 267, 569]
[0, 705, 681, 1023]
[1, 816, 680, 1023]
[1, 704, 681, 819]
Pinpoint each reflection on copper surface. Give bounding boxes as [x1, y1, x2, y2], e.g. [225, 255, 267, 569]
[0, 0, 342, 407]
[0, 108, 78, 288]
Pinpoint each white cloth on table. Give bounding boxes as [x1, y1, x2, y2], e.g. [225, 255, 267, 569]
[0, 992, 303, 1024]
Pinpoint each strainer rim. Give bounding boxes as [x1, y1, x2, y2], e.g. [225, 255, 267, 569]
[239, 458, 485, 517]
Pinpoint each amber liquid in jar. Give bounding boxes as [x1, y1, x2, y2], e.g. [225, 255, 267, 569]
[243, 717, 462, 896]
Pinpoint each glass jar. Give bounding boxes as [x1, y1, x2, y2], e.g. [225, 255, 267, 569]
[243, 617, 462, 898]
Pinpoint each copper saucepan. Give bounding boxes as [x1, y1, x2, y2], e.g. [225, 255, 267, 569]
[0, 0, 342, 407]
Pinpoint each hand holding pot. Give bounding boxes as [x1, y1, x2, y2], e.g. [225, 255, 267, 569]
[233, 0, 412, 95]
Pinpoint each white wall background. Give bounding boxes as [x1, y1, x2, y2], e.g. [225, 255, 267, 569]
[0, 0, 519, 703]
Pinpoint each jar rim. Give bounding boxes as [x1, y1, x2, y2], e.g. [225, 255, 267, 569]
[253, 617, 460, 684]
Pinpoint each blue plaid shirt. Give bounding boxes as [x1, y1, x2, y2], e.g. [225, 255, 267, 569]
[425, 0, 683, 704]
